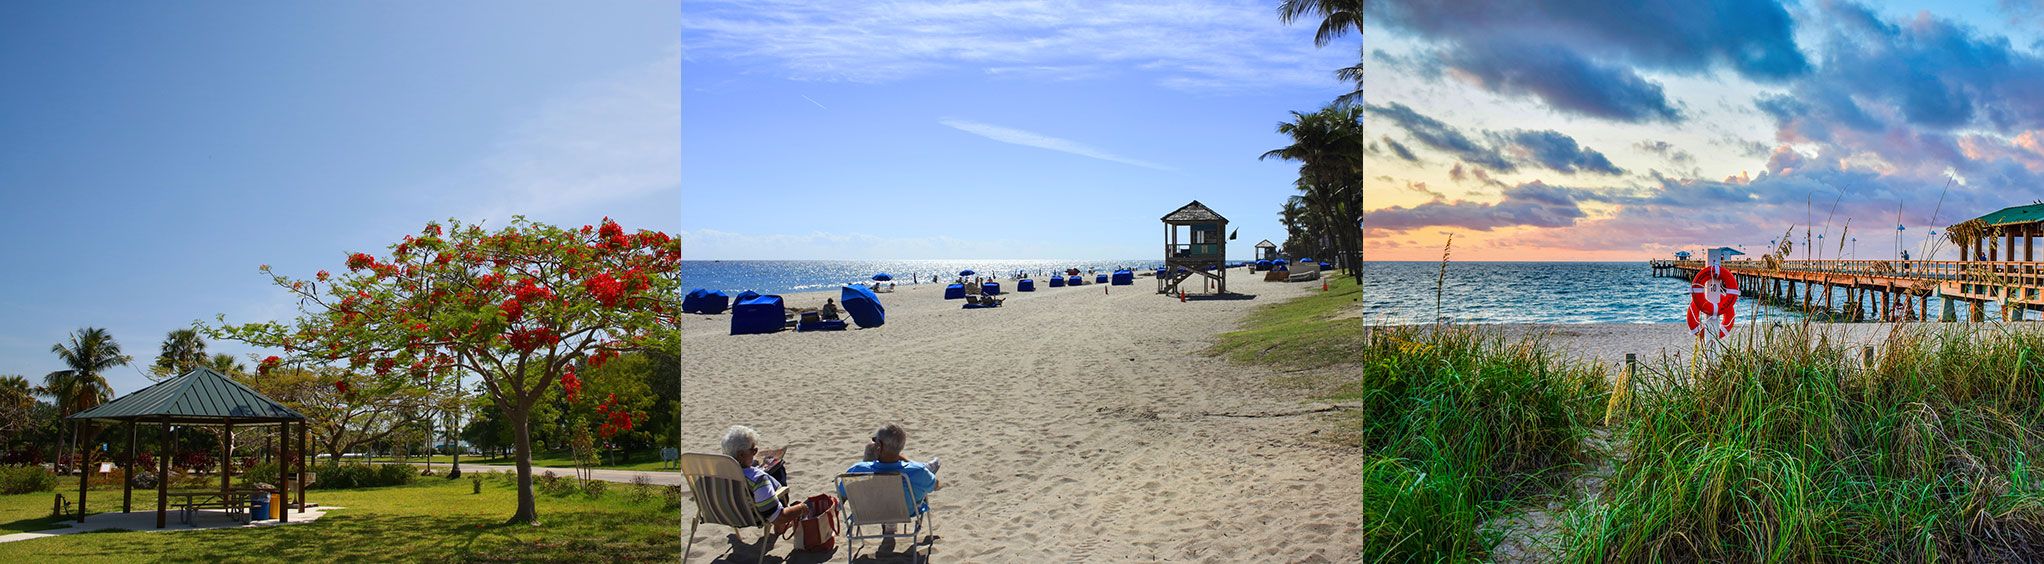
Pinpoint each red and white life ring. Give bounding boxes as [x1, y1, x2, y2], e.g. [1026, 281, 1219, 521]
[1687, 266, 1741, 337]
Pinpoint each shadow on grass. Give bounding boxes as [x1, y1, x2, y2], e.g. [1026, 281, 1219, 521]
[0, 513, 80, 534]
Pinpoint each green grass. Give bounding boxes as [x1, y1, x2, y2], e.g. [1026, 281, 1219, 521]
[0, 490, 78, 534]
[1208, 274, 1366, 370]
[406, 453, 674, 472]
[1562, 324, 2044, 561]
[0, 471, 680, 562]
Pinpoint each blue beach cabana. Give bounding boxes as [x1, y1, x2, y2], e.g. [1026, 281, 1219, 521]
[944, 284, 966, 299]
[981, 281, 1001, 295]
[1111, 270, 1134, 285]
[841, 285, 885, 328]
[1048, 276, 1066, 287]
[682, 289, 731, 314]
[1066, 275, 1084, 286]
[1017, 279, 1036, 292]
[730, 295, 786, 335]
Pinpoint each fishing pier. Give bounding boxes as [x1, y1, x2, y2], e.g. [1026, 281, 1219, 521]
[1651, 203, 2044, 322]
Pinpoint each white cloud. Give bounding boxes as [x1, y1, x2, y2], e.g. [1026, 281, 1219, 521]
[681, 0, 1351, 91]
[938, 118, 1173, 171]
[681, 228, 1081, 260]
[459, 46, 682, 222]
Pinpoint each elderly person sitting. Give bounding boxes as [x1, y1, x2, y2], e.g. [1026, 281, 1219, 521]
[723, 425, 809, 528]
[845, 423, 941, 514]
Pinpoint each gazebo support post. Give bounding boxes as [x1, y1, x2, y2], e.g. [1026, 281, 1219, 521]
[278, 421, 289, 523]
[124, 421, 135, 513]
[75, 421, 87, 522]
[298, 421, 309, 514]
[157, 416, 169, 529]
[220, 421, 232, 501]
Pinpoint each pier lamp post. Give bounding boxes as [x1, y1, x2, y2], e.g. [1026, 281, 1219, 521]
[1852, 237, 1857, 259]
[1818, 233, 1825, 261]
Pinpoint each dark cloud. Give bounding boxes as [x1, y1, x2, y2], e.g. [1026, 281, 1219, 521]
[1499, 129, 1625, 175]
[1381, 136, 1420, 162]
[1371, 0, 1808, 80]
[1769, 2, 2044, 135]
[1365, 102, 1517, 172]
[1366, 181, 1592, 232]
[1444, 38, 1683, 123]
[1634, 140, 1695, 166]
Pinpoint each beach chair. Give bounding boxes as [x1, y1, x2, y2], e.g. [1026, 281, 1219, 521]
[681, 453, 787, 564]
[836, 472, 935, 563]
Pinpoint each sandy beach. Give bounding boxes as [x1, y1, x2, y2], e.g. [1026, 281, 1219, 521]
[680, 270, 1361, 562]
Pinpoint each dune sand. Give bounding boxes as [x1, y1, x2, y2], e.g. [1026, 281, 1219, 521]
[682, 270, 1361, 562]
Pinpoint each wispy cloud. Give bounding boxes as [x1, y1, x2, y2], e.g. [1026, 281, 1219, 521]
[682, 0, 1350, 92]
[938, 118, 1173, 171]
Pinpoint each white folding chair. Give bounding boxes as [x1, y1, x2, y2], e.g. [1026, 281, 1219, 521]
[681, 453, 785, 564]
[835, 472, 934, 563]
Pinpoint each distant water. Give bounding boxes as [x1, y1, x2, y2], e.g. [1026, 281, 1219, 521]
[682, 260, 1177, 296]
[1361, 262, 1815, 324]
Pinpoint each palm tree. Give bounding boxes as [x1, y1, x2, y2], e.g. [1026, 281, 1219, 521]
[152, 328, 208, 379]
[206, 353, 247, 377]
[48, 327, 130, 468]
[1277, 0, 1366, 104]
[1262, 104, 1366, 279]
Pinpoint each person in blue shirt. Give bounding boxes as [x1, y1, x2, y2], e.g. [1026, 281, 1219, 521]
[843, 423, 941, 513]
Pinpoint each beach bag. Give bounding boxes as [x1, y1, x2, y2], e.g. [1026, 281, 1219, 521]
[783, 494, 839, 552]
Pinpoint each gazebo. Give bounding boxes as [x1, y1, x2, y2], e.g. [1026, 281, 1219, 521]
[66, 367, 309, 528]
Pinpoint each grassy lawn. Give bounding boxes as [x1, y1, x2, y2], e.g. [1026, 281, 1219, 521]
[0, 473, 681, 562]
[0, 491, 77, 534]
[1208, 274, 1366, 370]
[406, 453, 674, 472]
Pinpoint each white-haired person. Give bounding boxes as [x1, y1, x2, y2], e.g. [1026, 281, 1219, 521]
[722, 425, 809, 529]
[846, 422, 942, 526]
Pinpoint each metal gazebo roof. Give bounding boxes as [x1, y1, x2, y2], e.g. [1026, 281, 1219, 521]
[1966, 203, 2044, 228]
[68, 366, 305, 424]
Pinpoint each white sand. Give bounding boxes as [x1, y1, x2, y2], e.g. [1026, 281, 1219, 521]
[681, 270, 1361, 562]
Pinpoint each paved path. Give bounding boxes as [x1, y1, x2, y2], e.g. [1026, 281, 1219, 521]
[0, 505, 339, 544]
[406, 462, 681, 486]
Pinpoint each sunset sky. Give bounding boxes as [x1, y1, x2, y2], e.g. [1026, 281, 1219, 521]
[1362, 0, 2044, 261]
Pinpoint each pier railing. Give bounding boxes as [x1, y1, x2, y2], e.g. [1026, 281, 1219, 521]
[1650, 258, 2044, 302]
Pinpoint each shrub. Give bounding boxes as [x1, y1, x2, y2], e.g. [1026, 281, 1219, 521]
[538, 470, 575, 497]
[243, 461, 278, 486]
[580, 479, 607, 499]
[0, 466, 55, 494]
[308, 463, 417, 490]
[628, 476, 653, 503]
[661, 485, 684, 511]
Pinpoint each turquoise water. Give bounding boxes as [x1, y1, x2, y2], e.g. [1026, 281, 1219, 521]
[1361, 261, 1812, 324]
[682, 259, 1175, 295]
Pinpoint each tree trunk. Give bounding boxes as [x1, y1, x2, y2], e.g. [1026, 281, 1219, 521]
[506, 406, 538, 525]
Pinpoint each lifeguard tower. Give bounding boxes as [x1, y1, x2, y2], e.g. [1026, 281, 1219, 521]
[1254, 239, 1278, 261]
[1161, 200, 1228, 295]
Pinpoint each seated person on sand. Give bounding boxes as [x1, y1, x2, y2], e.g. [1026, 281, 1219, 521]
[845, 423, 942, 513]
[822, 298, 840, 319]
[723, 425, 811, 529]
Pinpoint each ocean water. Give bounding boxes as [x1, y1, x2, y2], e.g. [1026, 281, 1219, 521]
[1361, 261, 1812, 324]
[682, 260, 1174, 295]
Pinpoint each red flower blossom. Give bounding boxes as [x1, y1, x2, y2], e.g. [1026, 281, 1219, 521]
[589, 349, 619, 369]
[316, 270, 330, 282]
[499, 298, 523, 322]
[513, 278, 554, 304]
[506, 327, 558, 353]
[346, 253, 375, 271]
[598, 219, 623, 240]
[583, 272, 624, 307]
[334, 381, 350, 394]
[560, 368, 581, 403]
[425, 224, 442, 236]
[258, 356, 282, 376]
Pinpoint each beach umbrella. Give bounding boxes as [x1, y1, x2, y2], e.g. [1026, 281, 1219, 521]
[959, 269, 976, 276]
[871, 273, 893, 281]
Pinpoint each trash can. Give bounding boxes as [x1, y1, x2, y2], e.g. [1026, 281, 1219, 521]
[250, 491, 271, 521]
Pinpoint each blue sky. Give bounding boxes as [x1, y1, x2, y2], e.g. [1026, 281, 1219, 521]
[0, 2, 679, 396]
[1362, 0, 2044, 260]
[681, 0, 1361, 260]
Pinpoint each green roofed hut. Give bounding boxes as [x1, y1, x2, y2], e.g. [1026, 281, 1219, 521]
[1161, 200, 1229, 295]
[66, 366, 309, 528]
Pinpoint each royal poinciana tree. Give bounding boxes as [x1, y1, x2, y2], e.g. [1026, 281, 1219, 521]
[214, 217, 679, 524]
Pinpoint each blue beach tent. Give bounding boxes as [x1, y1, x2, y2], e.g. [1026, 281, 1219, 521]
[944, 284, 966, 299]
[1319, 261, 1333, 270]
[729, 295, 786, 335]
[683, 289, 730, 314]
[1066, 275, 1083, 286]
[1048, 276, 1066, 287]
[841, 285, 885, 328]
[871, 273, 893, 282]
[1298, 257, 1314, 264]
[1017, 279, 1036, 292]
[1111, 270, 1134, 285]
[1255, 259, 1271, 271]
[982, 282, 1001, 295]
[1095, 273, 1109, 284]
[1273, 259, 1288, 265]
[736, 290, 761, 304]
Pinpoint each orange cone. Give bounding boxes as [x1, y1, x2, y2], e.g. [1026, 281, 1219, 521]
[1179, 289, 1186, 303]
[1322, 280, 1329, 292]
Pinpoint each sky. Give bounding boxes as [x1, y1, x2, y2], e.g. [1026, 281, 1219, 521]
[680, 0, 1360, 261]
[1362, 0, 2044, 261]
[0, 2, 680, 397]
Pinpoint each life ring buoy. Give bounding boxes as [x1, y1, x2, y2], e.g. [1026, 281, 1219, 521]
[1688, 266, 1741, 337]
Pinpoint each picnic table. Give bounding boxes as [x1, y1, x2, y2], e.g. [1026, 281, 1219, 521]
[167, 489, 254, 524]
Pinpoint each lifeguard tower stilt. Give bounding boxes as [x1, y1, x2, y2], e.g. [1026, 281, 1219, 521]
[1161, 200, 1228, 295]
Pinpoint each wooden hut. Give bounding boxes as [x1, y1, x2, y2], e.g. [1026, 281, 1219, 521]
[1162, 200, 1228, 294]
[1947, 203, 2044, 317]
[1253, 239, 1278, 261]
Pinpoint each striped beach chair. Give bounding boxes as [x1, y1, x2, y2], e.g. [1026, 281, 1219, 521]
[681, 453, 786, 564]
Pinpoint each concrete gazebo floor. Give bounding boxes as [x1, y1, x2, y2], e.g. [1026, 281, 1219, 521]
[0, 506, 341, 544]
